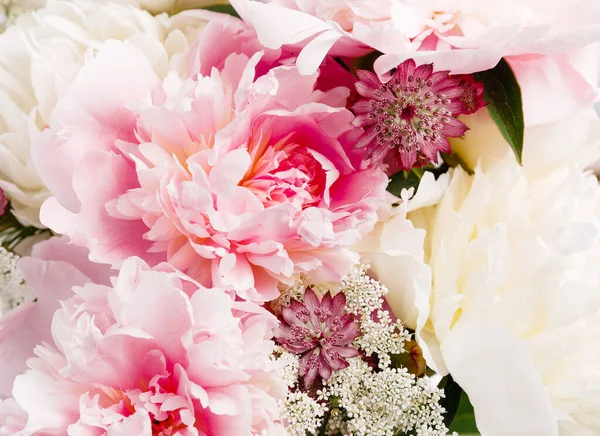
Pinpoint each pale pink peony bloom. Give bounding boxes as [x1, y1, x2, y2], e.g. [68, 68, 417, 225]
[230, 0, 600, 76]
[34, 20, 388, 303]
[178, 11, 357, 93]
[0, 237, 112, 398]
[3, 257, 286, 435]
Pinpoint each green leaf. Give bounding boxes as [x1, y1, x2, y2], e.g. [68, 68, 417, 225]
[473, 58, 524, 164]
[352, 51, 381, 72]
[203, 4, 240, 17]
[449, 392, 478, 434]
[387, 162, 450, 198]
[387, 168, 424, 198]
[440, 152, 474, 175]
[438, 375, 464, 430]
[0, 204, 51, 252]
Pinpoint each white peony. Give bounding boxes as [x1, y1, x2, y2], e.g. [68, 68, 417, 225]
[0, 0, 206, 227]
[451, 108, 600, 175]
[402, 109, 600, 435]
[354, 174, 447, 330]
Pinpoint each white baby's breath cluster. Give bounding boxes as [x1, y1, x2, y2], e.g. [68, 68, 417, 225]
[318, 358, 450, 436]
[273, 346, 300, 389]
[279, 391, 328, 436]
[340, 264, 387, 317]
[354, 311, 411, 369]
[274, 347, 328, 436]
[0, 247, 31, 316]
[341, 264, 411, 368]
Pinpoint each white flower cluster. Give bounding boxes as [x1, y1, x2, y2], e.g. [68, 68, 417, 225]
[340, 264, 387, 317]
[342, 264, 411, 368]
[0, 247, 31, 316]
[318, 358, 449, 436]
[354, 310, 411, 369]
[273, 346, 300, 389]
[279, 391, 328, 436]
[274, 347, 328, 436]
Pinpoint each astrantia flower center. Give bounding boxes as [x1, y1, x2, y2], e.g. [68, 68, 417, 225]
[362, 81, 453, 161]
[352, 59, 486, 171]
[399, 103, 418, 121]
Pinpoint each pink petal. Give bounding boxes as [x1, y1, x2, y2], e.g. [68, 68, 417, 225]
[32, 41, 159, 212]
[302, 288, 321, 315]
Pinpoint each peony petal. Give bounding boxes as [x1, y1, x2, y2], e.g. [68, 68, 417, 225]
[442, 321, 559, 436]
[231, 0, 330, 48]
[296, 29, 343, 75]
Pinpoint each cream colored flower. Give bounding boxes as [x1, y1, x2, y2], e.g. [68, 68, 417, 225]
[451, 108, 600, 176]
[354, 173, 448, 333]
[0, 0, 206, 227]
[407, 111, 600, 435]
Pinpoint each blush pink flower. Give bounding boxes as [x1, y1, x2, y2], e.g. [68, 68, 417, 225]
[352, 59, 486, 171]
[231, 0, 600, 76]
[275, 288, 360, 387]
[180, 12, 357, 94]
[34, 22, 388, 302]
[0, 398, 26, 436]
[0, 237, 113, 398]
[3, 257, 286, 435]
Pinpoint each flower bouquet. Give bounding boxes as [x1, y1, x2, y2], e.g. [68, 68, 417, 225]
[0, 1, 599, 435]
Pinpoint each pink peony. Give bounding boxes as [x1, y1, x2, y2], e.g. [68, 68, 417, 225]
[0, 237, 112, 398]
[3, 257, 286, 435]
[33, 19, 388, 303]
[230, 0, 600, 76]
[180, 11, 357, 94]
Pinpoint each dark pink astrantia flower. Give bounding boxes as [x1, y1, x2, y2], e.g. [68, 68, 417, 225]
[352, 59, 486, 171]
[275, 289, 361, 388]
[0, 188, 7, 217]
